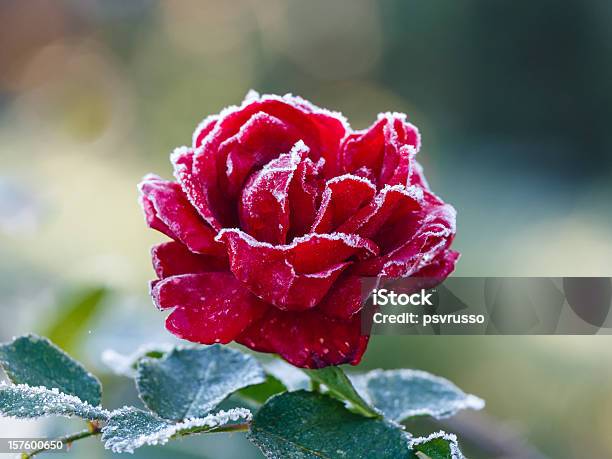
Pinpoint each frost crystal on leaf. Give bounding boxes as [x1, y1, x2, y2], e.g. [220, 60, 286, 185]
[136, 345, 265, 420]
[0, 334, 102, 406]
[410, 430, 465, 459]
[0, 383, 110, 420]
[102, 406, 252, 453]
[350, 369, 484, 422]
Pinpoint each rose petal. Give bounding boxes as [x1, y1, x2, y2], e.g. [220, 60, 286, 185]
[172, 147, 230, 230]
[237, 307, 369, 368]
[342, 113, 420, 186]
[220, 112, 302, 197]
[139, 175, 224, 255]
[194, 93, 347, 192]
[238, 143, 307, 244]
[412, 249, 460, 286]
[151, 241, 228, 279]
[153, 273, 268, 344]
[287, 156, 324, 239]
[317, 274, 364, 320]
[337, 185, 422, 247]
[311, 174, 376, 234]
[140, 191, 173, 237]
[355, 203, 456, 277]
[192, 115, 219, 149]
[217, 229, 378, 310]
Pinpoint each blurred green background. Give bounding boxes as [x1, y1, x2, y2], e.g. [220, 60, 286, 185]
[1, 1, 611, 458]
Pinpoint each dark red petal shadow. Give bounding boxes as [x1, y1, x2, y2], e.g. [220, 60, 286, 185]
[237, 307, 369, 369]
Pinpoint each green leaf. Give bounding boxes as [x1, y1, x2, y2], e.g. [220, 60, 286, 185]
[410, 431, 464, 459]
[249, 390, 411, 459]
[304, 366, 380, 418]
[350, 369, 484, 422]
[101, 406, 251, 453]
[136, 345, 265, 420]
[40, 286, 108, 354]
[237, 374, 287, 405]
[0, 334, 102, 406]
[0, 383, 109, 420]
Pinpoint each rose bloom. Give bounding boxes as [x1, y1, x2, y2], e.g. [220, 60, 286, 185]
[139, 92, 457, 369]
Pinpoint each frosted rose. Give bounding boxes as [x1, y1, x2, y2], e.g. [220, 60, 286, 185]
[139, 92, 458, 368]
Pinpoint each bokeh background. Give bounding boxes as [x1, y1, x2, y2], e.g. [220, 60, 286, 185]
[1, 1, 612, 458]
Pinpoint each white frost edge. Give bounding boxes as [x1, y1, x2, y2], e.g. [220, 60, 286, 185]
[354, 369, 484, 421]
[103, 407, 252, 453]
[409, 430, 465, 459]
[215, 226, 374, 252]
[0, 383, 110, 419]
[190, 90, 352, 152]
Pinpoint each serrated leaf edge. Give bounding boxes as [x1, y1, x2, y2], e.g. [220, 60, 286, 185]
[0, 334, 103, 405]
[102, 406, 252, 453]
[0, 382, 110, 420]
[409, 430, 464, 459]
[356, 369, 485, 420]
[135, 345, 265, 420]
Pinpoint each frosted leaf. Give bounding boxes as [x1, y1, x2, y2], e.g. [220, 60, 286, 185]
[102, 406, 252, 453]
[350, 369, 484, 422]
[248, 390, 410, 459]
[0, 334, 102, 406]
[101, 343, 173, 378]
[136, 345, 265, 420]
[410, 431, 465, 459]
[0, 383, 109, 420]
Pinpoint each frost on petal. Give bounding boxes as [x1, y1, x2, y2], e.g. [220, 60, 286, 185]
[237, 307, 369, 369]
[171, 147, 228, 230]
[217, 229, 378, 310]
[337, 185, 422, 246]
[220, 112, 302, 197]
[138, 175, 223, 255]
[192, 115, 219, 148]
[356, 203, 457, 277]
[412, 250, 460, 284]
[341, 113, 420, 187]
[151, 241, 228, 279]
[287, 156, 324, 238]
[311, 174, 376, 234]
[152, 273, 268, 344]
[195, 94, 347, 187]
[238, 144, 307, 244]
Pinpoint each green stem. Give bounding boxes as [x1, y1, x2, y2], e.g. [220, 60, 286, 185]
[310, 379, 322, 392]
[21, 426, 101, 458]
[173, 421, 251, 439]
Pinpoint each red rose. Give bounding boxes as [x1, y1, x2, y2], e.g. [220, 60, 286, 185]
[139, 92, 458, 369]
